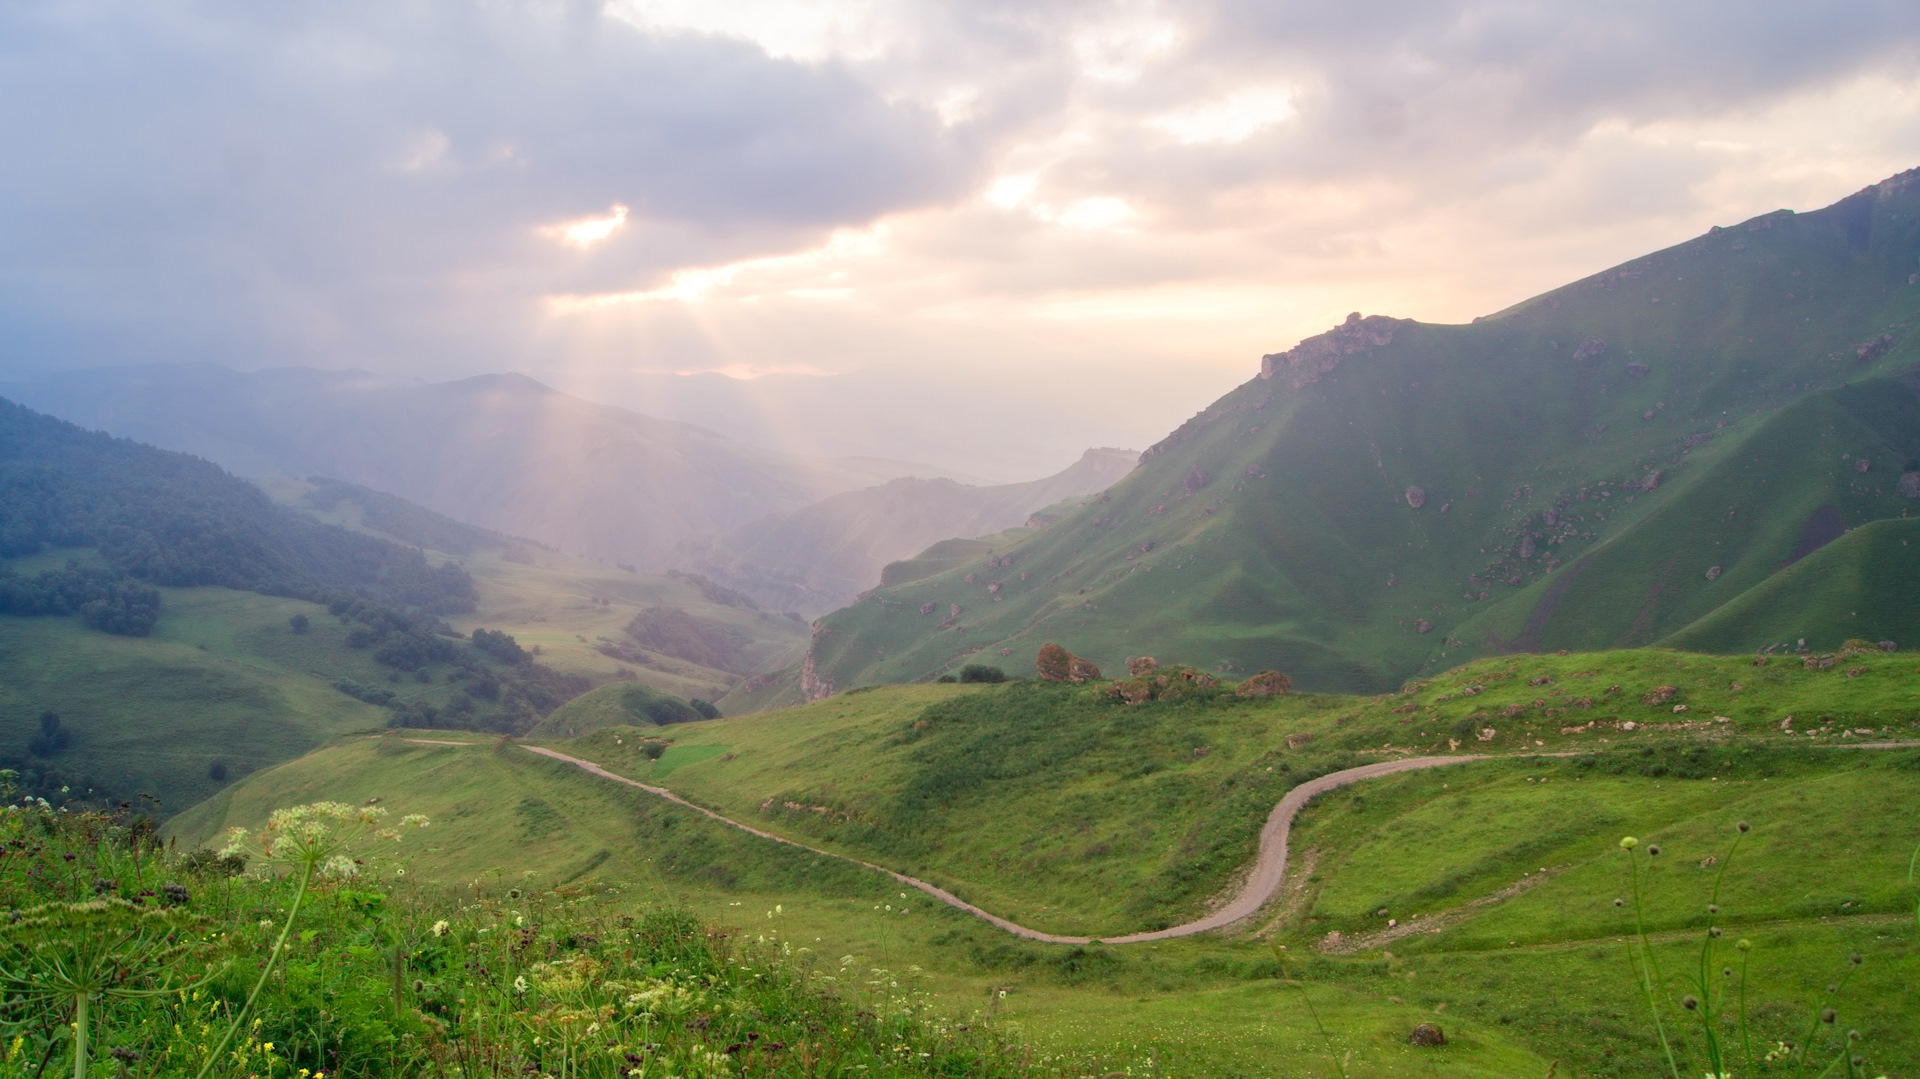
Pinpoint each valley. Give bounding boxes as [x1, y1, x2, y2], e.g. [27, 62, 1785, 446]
[5, 166, 1920, 1078]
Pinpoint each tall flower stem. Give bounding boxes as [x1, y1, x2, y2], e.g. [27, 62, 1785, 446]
[70, 991, 87, 1079]
[194, 860, 313, 1079]
[1625, 847, 1682, 1079]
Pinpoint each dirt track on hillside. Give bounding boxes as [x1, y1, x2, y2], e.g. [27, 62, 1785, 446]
[520, 744, 1482, 944]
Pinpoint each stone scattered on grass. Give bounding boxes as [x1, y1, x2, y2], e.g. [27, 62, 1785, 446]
[1237, 671, 1293, 697]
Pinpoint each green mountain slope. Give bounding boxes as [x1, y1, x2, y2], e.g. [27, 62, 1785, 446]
[804, 168, 1920, 694]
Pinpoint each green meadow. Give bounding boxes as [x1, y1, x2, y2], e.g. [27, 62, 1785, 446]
[175, 647, 1920, 1076]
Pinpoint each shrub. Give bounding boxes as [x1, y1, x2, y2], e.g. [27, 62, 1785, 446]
[958, 664, 1007, 683]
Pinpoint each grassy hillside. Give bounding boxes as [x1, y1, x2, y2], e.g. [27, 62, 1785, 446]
[527, 681, 708, 738]
[172, 732, 1555, 1076]
[0, 584, 388, 810]
[672, 448, 1137, 615]
[543, 649, 1920, 939]
[178, 647, 1920, 1076]
[804, 169, 1920, 695]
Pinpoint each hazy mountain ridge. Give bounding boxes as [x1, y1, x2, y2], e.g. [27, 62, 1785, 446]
[670, 448, 1138, 614]
[797, 167, 1920, 698]
[0, 364, 971, 571]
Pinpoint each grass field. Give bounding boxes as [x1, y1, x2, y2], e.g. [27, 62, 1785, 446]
[173, 647, 1920, 1076]
[0, 582, 395, 811]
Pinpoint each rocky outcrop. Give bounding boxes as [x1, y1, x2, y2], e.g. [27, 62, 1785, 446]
[1404, 486, 1426, 509]
[1184, 467, 1211, 493]
[1036, 643, 1101, 684]
[800, 649, 835, 703]
[1518, 536, 1537, 560]
[1898, 472, 1920, 498]
[1854, 334, 1894, 364]
[1236, 670, 1292, 697]
[1625, 362, 1649, 378]
[1125, 655, 1159, 676]
[1572, 337, 1608, 362]
[1259, 312, 1404, 388]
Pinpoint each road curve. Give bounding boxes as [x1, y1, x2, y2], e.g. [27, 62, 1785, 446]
[521, 744, 1483, 944]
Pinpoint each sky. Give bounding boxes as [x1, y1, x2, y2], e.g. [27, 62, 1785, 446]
[5, 1, 1920, 476]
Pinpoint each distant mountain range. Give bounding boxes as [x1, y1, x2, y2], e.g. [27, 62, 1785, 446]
[0, 365, 971, 570]
[671, 448, 1137, 614]
[800, 167, 1920, 698]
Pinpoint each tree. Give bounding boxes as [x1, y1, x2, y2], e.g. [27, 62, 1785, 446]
[688, 698, 721, 719]
[28, 712, 70, 757]
[471, 627, 530, 665]
[289, 613, 310, 634]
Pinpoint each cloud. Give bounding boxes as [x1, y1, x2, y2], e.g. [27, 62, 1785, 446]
[3, 0, 1920, 475]
[0, 0, 980, 368]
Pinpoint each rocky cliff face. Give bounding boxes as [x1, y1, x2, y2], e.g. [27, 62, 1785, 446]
[1259, 313, 1406, 389]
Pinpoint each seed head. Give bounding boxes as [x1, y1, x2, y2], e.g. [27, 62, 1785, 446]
[1710, 927, 1723, 938]
[1849, 952, 1862, 966]
[1820, 1008, 1837, 1025]
[1723, 967, 1733, 978]
[1848, 1030, 1861, 1042]
[1681, 995, 1699, 1011]
[1707, 904, 1719, 915]
[1851, 1056, 1865, 1069]
[1646, 844, 1661, 856]
[1613, 898, 1624, 908]
[1736, 820, 1750, 833]
[1736, 939, 1752, 952]
[1620, 836, 1638, 850]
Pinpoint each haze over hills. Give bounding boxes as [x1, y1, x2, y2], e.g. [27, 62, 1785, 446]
[528, 366, 1217, 484]
[670, 447, 1138, 615]
[799, 168, 1920, 699]
[0, 364, 975, 571]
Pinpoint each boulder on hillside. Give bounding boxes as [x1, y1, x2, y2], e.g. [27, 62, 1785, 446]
[1856, 457, 1871, 474]
[1572, 337, 1608, 362]
[1126, 655, 1159, 676]
[1899, 472, 1920, 498]
[1236, 670, 1293, 697]
[1184, 467, 1211, 493]
[1405, 486, 1426, 509]
[1408, 1024, 1446, 1047]
[1625, 362, 1650, 378]
[1518, 536, 1537, 560]
[1037, 643, 1102, 684]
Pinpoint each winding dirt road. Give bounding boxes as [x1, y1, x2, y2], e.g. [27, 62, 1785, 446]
[520, 745, 1482, 944]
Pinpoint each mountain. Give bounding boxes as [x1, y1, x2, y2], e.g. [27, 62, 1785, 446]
[0, 397, 476, 615]
[0, 365, 971, 570]
[669, 448, 1137, 614]
[797, 167, 1920, 698]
